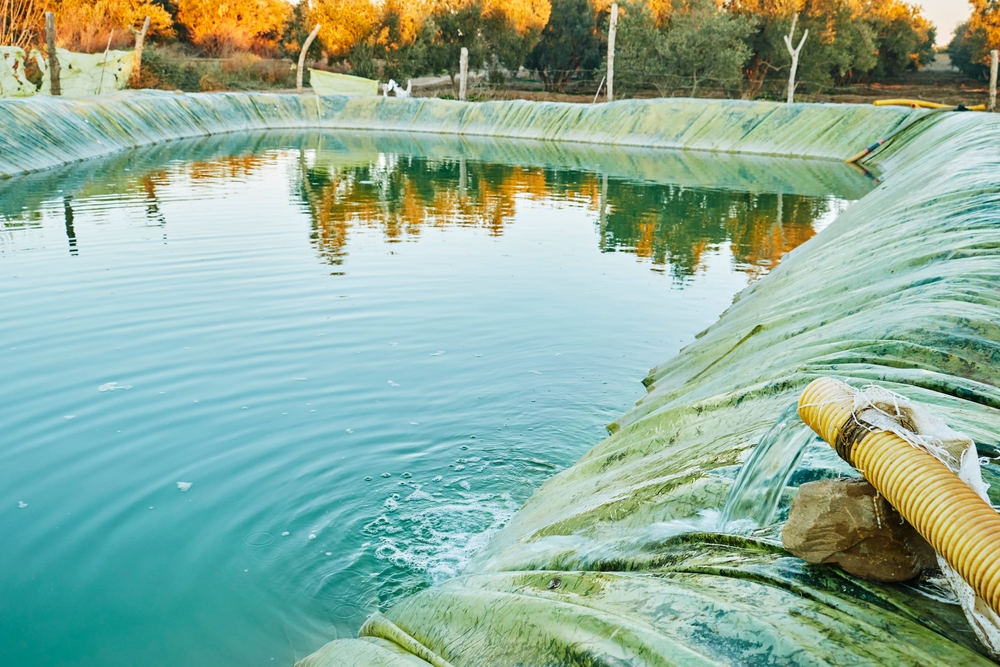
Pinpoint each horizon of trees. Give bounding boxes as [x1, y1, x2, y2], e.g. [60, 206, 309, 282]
[3, 0, 940, 97]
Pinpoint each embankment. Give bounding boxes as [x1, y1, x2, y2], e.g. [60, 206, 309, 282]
[0, 91, 921, 177]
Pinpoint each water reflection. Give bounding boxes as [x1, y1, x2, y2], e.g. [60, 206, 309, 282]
[296, 150, 847, 281]
[0, 132, 870, 278]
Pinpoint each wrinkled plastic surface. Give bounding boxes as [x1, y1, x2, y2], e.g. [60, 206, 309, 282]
[0, 91, 922, 177]
[309, 69, 379, 96]
[0, 46, 37, 97]
[36, 48, 134, 97]
[298, 112, 1000, 663]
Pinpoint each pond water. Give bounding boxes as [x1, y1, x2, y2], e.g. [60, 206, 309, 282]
[0, 132, 871, 666]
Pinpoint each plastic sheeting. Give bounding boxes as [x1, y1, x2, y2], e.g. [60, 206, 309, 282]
[309, 69, 379, 97]
[297, 113, 1000, 663]
[0, 47, 38, 97]
[0, 92, 924, 177]
[0, 47, 133, 98]
[36, 48, 134, 97]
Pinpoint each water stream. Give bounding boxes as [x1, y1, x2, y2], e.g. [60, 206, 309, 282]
[719, 403, 818, 529]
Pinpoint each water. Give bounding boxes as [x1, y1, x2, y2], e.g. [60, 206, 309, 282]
[0, 131, 869, 666]
[719, 404, 820, 530]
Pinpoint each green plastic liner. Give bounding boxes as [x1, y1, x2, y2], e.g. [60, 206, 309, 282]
[309, 70, 379, 97]
[0, 92, 923, 178]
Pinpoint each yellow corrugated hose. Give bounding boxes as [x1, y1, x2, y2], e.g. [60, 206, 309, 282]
[798, 377, 1000, 615]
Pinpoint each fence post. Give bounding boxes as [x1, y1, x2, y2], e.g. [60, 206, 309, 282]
[45, 11, 61, 96]
[297, 24, 321, 94]
[130, 16, 151, 86]
[991, 50, 998, 112]
[783, 13, 808, 104]
[606, 3, 618, 103]
[459, 47, 469, 101]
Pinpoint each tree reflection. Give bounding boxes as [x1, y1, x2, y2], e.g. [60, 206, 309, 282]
[297, 152, 837, 281]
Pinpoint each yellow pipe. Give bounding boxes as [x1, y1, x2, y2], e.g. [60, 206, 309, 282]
[873, 99, 986, 111]
[798, 377, 1000, 614]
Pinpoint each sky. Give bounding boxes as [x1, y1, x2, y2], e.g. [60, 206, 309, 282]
[921, 0, 971, 46]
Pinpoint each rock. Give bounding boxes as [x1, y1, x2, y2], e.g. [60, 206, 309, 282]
[782, 478, 937, 582]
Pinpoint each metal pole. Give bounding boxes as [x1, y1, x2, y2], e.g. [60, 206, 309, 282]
[45, 11, 61, 96]
[606, 3, 618, 103]
[459, 47, 468, 101]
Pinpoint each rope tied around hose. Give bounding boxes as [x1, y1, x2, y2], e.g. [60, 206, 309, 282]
[798, 378, 1000, 659]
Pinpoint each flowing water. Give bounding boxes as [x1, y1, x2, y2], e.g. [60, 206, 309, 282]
[0, 131, 870, 666]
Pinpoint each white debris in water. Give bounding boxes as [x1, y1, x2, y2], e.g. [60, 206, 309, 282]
[309, 533, 317, 540]
[528, 370, 541, 374]
[325, 552, 332, 556]
[176, 482, 192, 492]
[294, 377, 307, 381]
[459, 480, 471, 490]
[430, 351, 445, 356]
[389, 342, 398, 347]
[410, 422, 419, 425]
[98, 382, 132, 392]
[388, 380, 400, 387]
[346, 428, 354, 434]
[18, 501, 28, 508]
[475, 354, 482, 357]
[282, 531, 289, 536]
[64, 415, 75, 420]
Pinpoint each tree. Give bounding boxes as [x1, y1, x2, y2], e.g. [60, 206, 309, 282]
[50, 0, 174, 52]
[658, 0, 754, 95]
[307, 0, 382, 58]
[614, 0, 754, 97]
[950, 1, 1000, 80]
[176, 0, 290, 55]
[524, 0, 603, 91]
[866, 0, 936, 79]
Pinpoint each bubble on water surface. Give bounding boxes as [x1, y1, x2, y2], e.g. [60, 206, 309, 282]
[459, 480, 471, 490]
[368, 491, 518, 583]
[176, 482, 192, 492]
[381, 472, 390, 478]
[18, 501, 27, 509]
[98, 382, 132, 392]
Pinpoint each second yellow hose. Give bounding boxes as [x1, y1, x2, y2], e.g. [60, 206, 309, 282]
[798, 377, 1000, 615]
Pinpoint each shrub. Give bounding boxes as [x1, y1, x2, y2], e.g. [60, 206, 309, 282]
[50, 0, 173, 53]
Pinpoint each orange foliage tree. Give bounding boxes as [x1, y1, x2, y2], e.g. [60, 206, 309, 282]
[49, 0, 173, 52]
[176, 0, 291, 55]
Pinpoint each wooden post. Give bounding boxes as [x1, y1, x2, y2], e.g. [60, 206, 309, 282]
[606, 3, 618, 103]
[459, 47, 468, 101]
[297, 24, 321, 94]
[45, 11, 60, 96]
[130, 16, 151, 86]
[991, 50, 998, 112]
[784, 13, 808, 104]
[96, 30, 114, 95]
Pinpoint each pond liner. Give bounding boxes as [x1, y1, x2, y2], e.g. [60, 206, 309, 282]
[293, 111, 999, 663]
[0, 91, 925, 178]
[3, 92, 994, 664]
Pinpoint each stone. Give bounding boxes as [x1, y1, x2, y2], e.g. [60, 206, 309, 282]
[782, 478, 937, 582]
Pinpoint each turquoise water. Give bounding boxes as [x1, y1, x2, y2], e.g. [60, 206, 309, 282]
[0, 132, 869, 666]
